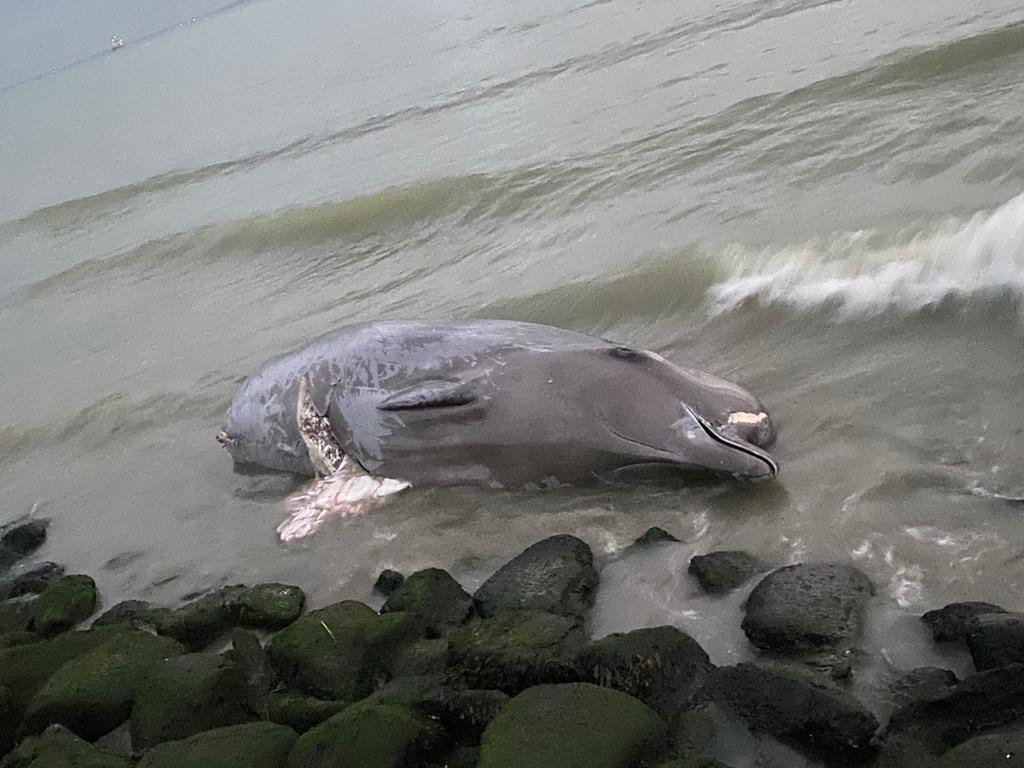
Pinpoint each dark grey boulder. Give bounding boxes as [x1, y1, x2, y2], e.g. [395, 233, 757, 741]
[890, 667, 959, 708]
[0, 546, 21, 571]
[473, 534, 598, 621]
[0, 594, 37, 634]
[937, 729, 1024, 767]
[381, 568, 474, 636]
[632, 527, 680, 548]
[232, 583, 305, 629]
[158, 585, 247, 650]
[0, 519, 48, 557]
[446, 610, 583, 693]
[374, 569, 405, 596]
[2, 562, 65, 599]
[688, 551, 766, 594]
[709, 663, 879, 758]
[741, 563, 874, 653]
[967, 613, 1024, 671]
[577, 626, 713, 719]
[227, 629, 279, 716]
[884, 663, 1024, 753]
[922, 601, 1008, 643]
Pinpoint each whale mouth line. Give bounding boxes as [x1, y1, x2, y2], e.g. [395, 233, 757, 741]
[681, 403, 779, 479]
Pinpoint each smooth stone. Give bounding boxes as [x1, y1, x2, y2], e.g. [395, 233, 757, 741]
[19, 630, 185, 740]
[937, 729, 1024, 767]
[0, 519, 48, 556]
[741, 563, 874, 653]
[7, 724, 131, 768]
[373, 569, 405, 597]
[0, 563, 65, 601]
[479, 683, 666, 768]
[890, 667, 959, 708]
[138, 722, 297, 768]
[31, 575, 97, 637]
[285, 701, 444, 768]
[446, 610, 582, 693]
[267, 695, 349, 734]
[387, 637, 448, 677]
[577, 626, 713, 719]
[966, 612, 1024, 670]
[632, 527, 680, 548]
[93, 600, 173, 631]
[473, 535, 598, 621]
[710, 663, 879, 757]
[234, 583, 305, 629]
[688, 551, 766, 594]
[157, 585, 246, 650]
[130, 653, 251, 750]
[380, 568, 473, 636]
[922, 601, 1008, 643]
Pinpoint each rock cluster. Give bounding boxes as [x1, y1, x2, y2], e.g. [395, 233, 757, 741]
[2, 519, 1024, 768]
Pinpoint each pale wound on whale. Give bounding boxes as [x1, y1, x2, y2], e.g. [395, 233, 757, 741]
[278, 374, 410, 542]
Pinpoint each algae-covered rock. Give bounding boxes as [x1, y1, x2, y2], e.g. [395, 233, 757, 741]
[1, 519, 48, 557]
[474, 535, 598, 621]
[0, 595, 37, 634]
[93, 600, 173, 631]
[479, 683, 666, 768]
[447, 610, 582, 692]
[921, 601, 1007, 644]
[578, 626, 713, 718]
[268, 600, 413, 701]
[742, 563, 874, 653]
[20, 630, 185, 740]
[138, 721, 297, 768]
[688, 551, 766, 594]
[374, 569, 405, 597]
[30, 576, 97, 637]
[234, 583, 305, 629]
[268, 695, 348, 733]
[388, 637, 448, 677]
[227, 629, 279, 716]
[157, 585, 246, 650]
[0, 630, 36, 648]
[381, 568, 473, 636]
[130, 653, 251, 750]
[1, 563, 65, 601]
[9, 724, 132, 768]
[286, 701, 444, 768]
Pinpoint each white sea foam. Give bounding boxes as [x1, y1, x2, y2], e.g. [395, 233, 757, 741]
[708, 191, 1024, 318]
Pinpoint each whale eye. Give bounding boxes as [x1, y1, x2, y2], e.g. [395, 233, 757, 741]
[607, 346, 644, 362]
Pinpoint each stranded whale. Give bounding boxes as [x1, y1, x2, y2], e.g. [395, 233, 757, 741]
[218, 320, 778, 540]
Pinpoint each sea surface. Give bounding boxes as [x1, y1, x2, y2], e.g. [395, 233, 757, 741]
[2, 0, 1023, 728]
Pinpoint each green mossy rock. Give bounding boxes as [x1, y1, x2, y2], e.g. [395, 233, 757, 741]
[267, 601, 416, 701]
[388, 638, 448, 677]
[30, 576, 97, 637]
[137, 722, 297, 768]
[130, 653, 251, 750]
[267, 695, 349, 733]
[92, 601, 173, 632]
[157, 585, 246, 651]
[0, 630, 38, 648]
[227, 629, 278, 716]
[19, 630, 185, 740]
[9, 725, 132, 768]
[0, 596, 39, 634]
[234, 584, 305, 629]
[285, 701, 443, 768]
[447, 610, 582, 692]
[479, 683, 666, 768]
[381, 569, 473, 636]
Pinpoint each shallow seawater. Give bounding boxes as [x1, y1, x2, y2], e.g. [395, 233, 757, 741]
[1, 0, 1023, 719]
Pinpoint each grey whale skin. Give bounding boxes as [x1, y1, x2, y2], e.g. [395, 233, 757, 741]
[220, 320, 778, 487]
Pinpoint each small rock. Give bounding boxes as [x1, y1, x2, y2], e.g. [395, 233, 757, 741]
[0, 519, 48, 556]
[711, 663, 879, 757]
[158, 585, 246, 650]
[286, 700, 445, 768]
[19, 629, 185, 740]
[30, 575, 97, 636]
[0, 545, 21, 571]
[446, 610, 583, 693]
[937, 729, 1024, 767]
[966, 612, 1024, 670]
[228, 629, 279, 716]
[741, 563, 874, 653]
[381, 568, 473, 636]
[922, 601, 1008, 643]
[130, 653, 251, 750]
[93, 600, 173, 631]
[137, 721, 297, 768]
[234, 583, 305, 629]
[7, 723, 131, 768]
[5, 562, 65, 598]
[577, 626, 713, 719]
[632, 527, 680, 548]
[474, 535, 599, 622]
[374, 569, 405, 596]
[890, 667, 959, 708]
[688, 551, 766, 594]
[267, 694, 348, 733]
[479, 683, 666, 768]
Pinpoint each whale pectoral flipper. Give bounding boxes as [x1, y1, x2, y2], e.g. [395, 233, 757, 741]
[376, 379, 479, 410]
[277, 456, 411, 542]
